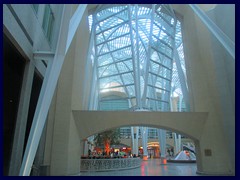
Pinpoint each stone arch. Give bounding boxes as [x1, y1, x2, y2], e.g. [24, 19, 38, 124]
[73, 111, 207, 142]
[73, 110, 206, 173]
[83, 123, 198, 142]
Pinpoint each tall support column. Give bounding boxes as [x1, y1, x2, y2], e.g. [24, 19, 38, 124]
[128, 5, 141, 109]
[142, 4, 155, 107]
[135, 127, 139, 156]
[82, 19, 95, 109]
[8, 61, 35, 175]
[131, 127, 139, 156]
[88, 14, 98, 111]
[128, 5, 141, 157]
[174, 133, 179, 154]
[82, 139, 88, 156]
[189, 4, 235, 59]
[141, 127, 148, 160]
[174, 49, 190, 110]
[178, 96, 182, 153]
[88, 16, 98, 110]
[158, 129, 166, 158]
[174, 133, 180, 154]
[131, 127, 135, 155]
[19, 5, 72, 176]
[178, 134, 181, 152]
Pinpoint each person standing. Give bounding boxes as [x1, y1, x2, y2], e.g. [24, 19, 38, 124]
[171, 148, 174, 157]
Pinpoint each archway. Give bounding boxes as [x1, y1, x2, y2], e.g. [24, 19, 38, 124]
[73, 110, 207, 173]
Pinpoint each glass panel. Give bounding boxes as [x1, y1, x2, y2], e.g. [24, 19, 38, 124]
[88, 5, 188, 114]
[42, 5, 54, 42]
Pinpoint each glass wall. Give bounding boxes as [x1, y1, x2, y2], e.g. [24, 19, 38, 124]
[87, 4, 188, 140]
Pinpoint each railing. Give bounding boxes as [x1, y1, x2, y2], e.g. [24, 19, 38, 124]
[80, 158, 141, 171]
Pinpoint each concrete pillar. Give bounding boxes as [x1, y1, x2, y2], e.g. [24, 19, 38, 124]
[141, 127, 148, 160]
[131, 127, 139, 156]
[158, 129, 166, 158]
[131, 127, 135, 155]
[9, 61, 35, 175]
[82, 139, 88, 156]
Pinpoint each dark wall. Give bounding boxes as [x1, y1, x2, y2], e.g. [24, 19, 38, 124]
[3, 35, 26, 175]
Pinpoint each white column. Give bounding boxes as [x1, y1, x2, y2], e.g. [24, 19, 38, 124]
[133, 127, 139, 156]
[178, 134, 181, 152]
[131, 127, 139, 156]
[135, 127, 139, 156]
[131, 127, 135, 154]
[174, 133, 178, 153]
[141, 127, 148, 160]
[141, 4, 155, 107]
[174, 49, 190, 110]
[128, 5, 142, 108]
[189, 4, 235, 59]
[158, 129, 166, 157]
[83, 139, 88, 156]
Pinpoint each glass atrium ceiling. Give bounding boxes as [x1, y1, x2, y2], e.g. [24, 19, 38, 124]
[87, 4, 188, 111]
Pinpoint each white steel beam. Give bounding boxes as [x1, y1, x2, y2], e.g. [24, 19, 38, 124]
[66, 4, 87, 54]
[82, 19, 95, 109]
[142, 4, 155, 108]
[189, 4, 235, 59]
[128, 5, 141, 109]
[33, 51, 55, 61]
[93, 15, 101, 110]
[174, 48, 190, 110]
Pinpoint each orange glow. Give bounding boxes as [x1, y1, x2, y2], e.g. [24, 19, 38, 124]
[143, 155, 148, 161]
[161, 158, 167, 165]
[141, 163, 146, 176]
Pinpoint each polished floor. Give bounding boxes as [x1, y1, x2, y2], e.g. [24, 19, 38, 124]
[79, 159, 200, 176]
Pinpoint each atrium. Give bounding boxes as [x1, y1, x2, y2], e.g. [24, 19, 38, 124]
[3, 4, 235, 176]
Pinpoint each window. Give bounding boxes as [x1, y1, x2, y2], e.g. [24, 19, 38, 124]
[120, 128, 131, 139]
[42, 5, 54, 42]
[148, 128, 158, 139]
[88, 4, 188, 140]
[88, 5, 188, 111]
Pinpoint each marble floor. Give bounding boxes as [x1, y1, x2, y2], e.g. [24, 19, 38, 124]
[79, 159, 200, 176]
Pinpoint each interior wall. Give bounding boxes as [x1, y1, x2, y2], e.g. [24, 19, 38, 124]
[46, 6, 90, 175]
[179, 5, 234, 175]
[71, 9, 91, 110]
[206, 4, 235, 174]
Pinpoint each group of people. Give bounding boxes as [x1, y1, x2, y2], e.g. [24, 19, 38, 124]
[167, 148, 174, 157]
[87, 149, 132, 159]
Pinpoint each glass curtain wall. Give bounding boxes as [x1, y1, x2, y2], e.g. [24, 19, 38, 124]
[87, 4, 188, 150]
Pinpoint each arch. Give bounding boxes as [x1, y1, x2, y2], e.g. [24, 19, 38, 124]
[73, 110, 207, 174]
[72, 110, 208, 142]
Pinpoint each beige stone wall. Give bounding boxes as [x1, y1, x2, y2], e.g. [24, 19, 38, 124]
[44, 6, 91, 175]
[175, 4, 234, 174]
